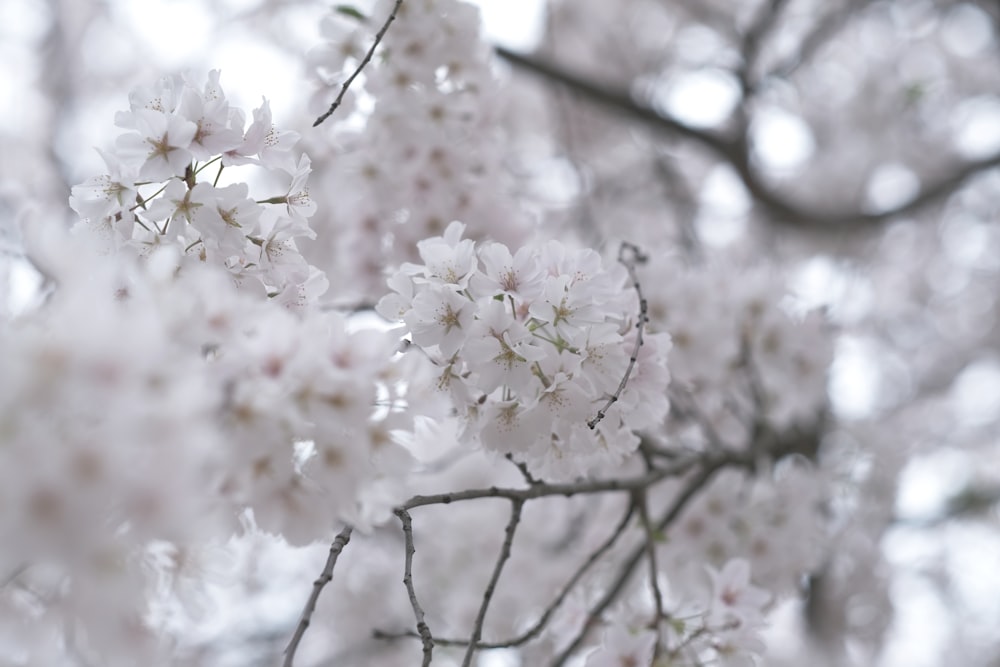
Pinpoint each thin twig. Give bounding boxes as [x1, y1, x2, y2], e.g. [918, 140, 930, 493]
[551, 462, 726, 667]
[634, 489, 665, 634]
[461, 499, 524, 666]
[314, 0, 404, 127]
[374, 501, 636, 650]
[375, 425, 807, 663]
[395, 508, 434, 666]
[506, 452, 542, 485]
[588, 241, 648, 429]
[283, 526, 353, 667]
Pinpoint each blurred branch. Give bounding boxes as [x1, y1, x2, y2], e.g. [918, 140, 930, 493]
[635, 488, 665, 633]
[653, 155, 702, 256]
[495, 45, 1000, 233]
[895, 485, 1000, 528]
[0, 563, 28, 589]
[764, 0, 866, 83]
[738, 0, 792, 93]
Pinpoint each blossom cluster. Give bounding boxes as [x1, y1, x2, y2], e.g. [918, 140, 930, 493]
[642, 261, 833, 446]
[1, 64, 446, 656]
[377, 222, 671, 478]
[658, 464, 827, 596]
[1, 1, 848, 664]
[305, 0, 531, 301]
[69, 70, 325, 308]
[586, 558, 770, 667]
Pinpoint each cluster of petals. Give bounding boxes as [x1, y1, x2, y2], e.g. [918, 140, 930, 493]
[377, 222, 670, 479]
[657, 464, 827, 597]
[304, 0, 531, 301]
[0, 219, 437, 663]
[585, 558, 769, 667]
[643, 261, 833, 444]
[69, 70, 324, 308]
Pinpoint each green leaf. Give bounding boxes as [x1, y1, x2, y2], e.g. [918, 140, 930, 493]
[335, 4, 367, 22]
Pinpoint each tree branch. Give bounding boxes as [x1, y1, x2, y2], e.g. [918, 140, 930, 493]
[550, 460, 729, 666]
[495, 45, 1000, 232]
[400, 439, 808, 511]
[375, 501, 636, 650]
[738, 0, 792, 94]
[395, 508, 434, 666]
[506, 452, 542, 486]
[765, 0, 866, 83]
[401, 454, 702, 510]
[314, 0, 404, 127]
[461, 499, 524, 666]
[377, 431, 809, 660]
[634, 488, 665, 630]
[284, 526, 353, 667]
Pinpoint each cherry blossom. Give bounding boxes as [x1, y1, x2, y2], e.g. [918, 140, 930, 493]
[0, 1, 889, 665]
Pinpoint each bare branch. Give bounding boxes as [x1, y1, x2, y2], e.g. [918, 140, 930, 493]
[401, 437, 814, 512]
[314, 0, 404, 127]
[461, 499, 524, 666]
[506, 452, 542, 486]
[395, 508, 434, 666]
[284, 526, 353, 667]
[375, 501, 636, 650]
[378, 431, 810, 660]
[402, 454, 702, 510]
[634, 489, 665, 629]
[551, 461, 728, 667]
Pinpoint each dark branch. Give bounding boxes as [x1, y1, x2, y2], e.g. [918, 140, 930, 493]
[550, 460, 730, 666]
[375, 501, 636, 650]
[402, 454, 702, 510]
[395, 508, 434, 666]
[635, 488, 665, 630]
[495, 45, 1000, 232]
[461, 500, 524, 666]
[284, 526, 353, 667]
[314, 0, 404, 127]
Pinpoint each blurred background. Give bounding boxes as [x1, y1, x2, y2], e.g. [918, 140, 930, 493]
[2, 1, 1000, 665]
